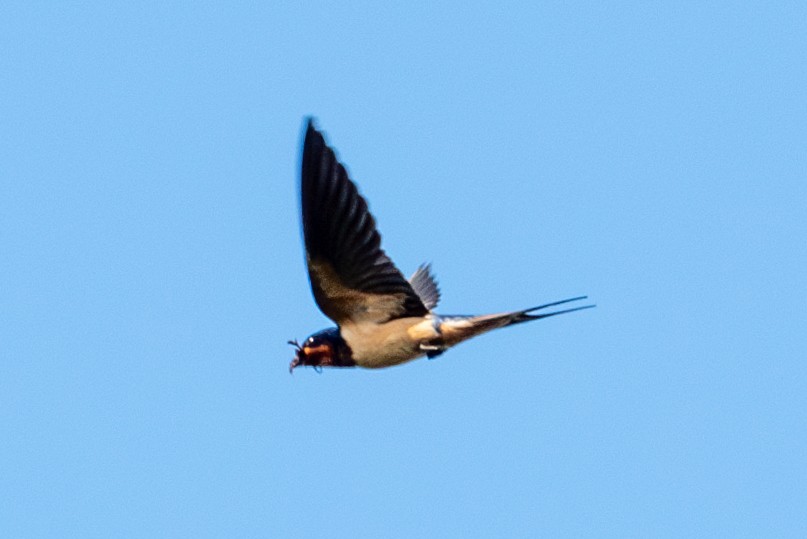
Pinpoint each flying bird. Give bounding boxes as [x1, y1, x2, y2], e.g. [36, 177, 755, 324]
[289, 119, 593, 372]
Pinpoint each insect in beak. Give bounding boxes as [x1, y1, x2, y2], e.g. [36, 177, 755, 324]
[287, 339, 302, 373]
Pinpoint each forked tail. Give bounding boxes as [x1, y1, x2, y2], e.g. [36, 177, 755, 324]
[436, 296, 595, 347]
[506, 296, 595, 326]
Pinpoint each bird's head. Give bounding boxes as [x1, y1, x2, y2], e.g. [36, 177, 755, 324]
[288, 328, 353, 373]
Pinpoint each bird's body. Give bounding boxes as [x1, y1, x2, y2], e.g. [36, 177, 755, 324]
[341, 316, 434, 368]
[342, 301, 590, 369]
[288, 119, 593, 372]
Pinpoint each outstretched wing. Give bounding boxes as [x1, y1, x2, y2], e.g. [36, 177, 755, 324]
[300, 119, 429, 325]
[409, 263, 441, 311]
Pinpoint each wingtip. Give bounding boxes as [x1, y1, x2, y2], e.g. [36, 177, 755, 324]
[303, 116, 317, 135]
[302, 117, 325, 157]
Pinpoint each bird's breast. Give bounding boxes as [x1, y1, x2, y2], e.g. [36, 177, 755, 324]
[341, 317, 440, 368]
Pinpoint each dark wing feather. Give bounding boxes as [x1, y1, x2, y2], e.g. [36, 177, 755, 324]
[409, 263, 441, 311]
[300, 119, 428, 324]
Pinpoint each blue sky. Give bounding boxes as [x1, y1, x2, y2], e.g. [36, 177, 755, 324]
[2, 2, 806, 537]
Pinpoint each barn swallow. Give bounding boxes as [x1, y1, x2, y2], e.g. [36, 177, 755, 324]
[289, 119, 593, 373]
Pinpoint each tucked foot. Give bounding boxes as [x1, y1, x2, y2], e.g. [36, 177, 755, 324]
[420, 342, 445, 360]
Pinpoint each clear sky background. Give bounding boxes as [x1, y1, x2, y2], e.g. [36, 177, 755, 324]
[2, 2, 806, 537]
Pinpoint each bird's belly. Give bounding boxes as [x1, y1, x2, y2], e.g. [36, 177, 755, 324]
[341, 317, 439, 369]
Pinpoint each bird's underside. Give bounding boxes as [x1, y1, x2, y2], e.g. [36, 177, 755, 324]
[339, 295, 594, 369]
